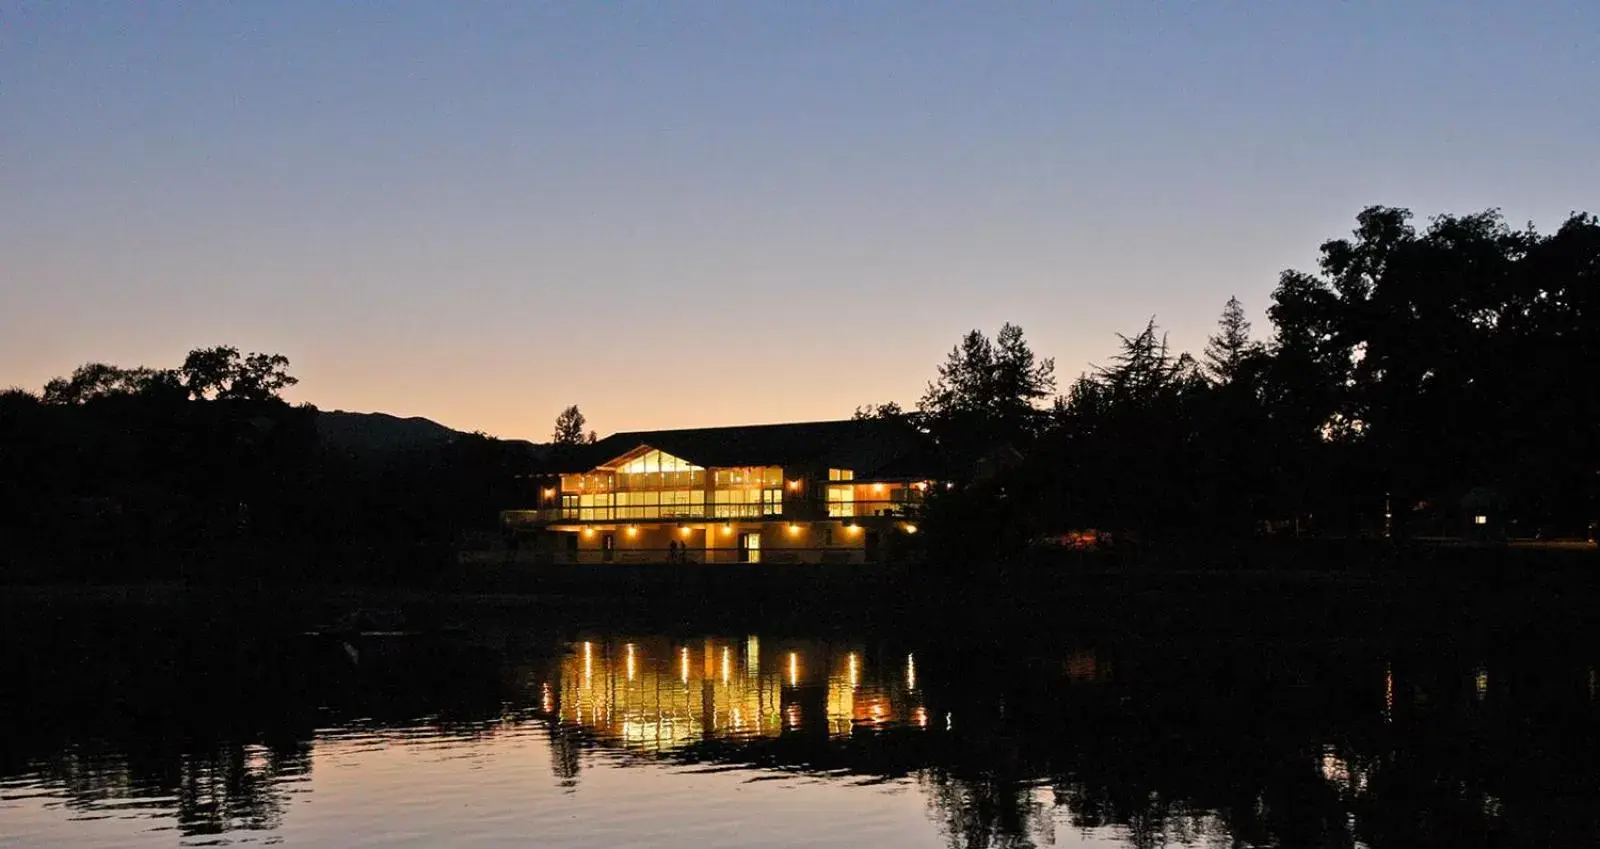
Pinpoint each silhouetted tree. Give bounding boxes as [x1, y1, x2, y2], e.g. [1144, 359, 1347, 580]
[853, 401, 908, 421]
[1043, 319, 1210, 538]
[918, 324, 1055, 469]
[40, 363, 183, 404]
[181, 346, 241, 399]
[0, 387, 42, 411]
[552, 405, 595, 445]
[1260, 205, 1600, 537]
[1202, 296, 1261, 386]
[228, 352, 298, 401]
[181, 346, 298, 401]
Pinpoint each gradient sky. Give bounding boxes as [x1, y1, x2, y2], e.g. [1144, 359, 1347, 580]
[5, 2, 1596, 438]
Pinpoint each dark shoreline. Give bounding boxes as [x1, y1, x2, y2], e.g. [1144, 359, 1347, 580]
[4, 540, 1594, 645]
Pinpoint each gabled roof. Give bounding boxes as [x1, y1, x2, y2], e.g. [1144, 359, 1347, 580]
[541, 419, 936, 478]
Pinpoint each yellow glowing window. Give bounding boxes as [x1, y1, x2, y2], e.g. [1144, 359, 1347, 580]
[1474, 515, 1488, 525]
[617, 448, 702, 475]
[827, 485, 855, 517]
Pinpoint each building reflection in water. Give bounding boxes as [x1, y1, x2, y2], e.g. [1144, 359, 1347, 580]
[11, 616, 1600, 849]
[541, 636, 930, 753]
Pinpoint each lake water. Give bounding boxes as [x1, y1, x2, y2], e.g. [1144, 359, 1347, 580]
[3, 595, 1598, 848]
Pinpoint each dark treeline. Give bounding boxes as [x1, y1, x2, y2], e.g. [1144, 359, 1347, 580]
[5, 205, 1597, 582]
[0, 346, 532, 582]
[880, 206, 1600, 564]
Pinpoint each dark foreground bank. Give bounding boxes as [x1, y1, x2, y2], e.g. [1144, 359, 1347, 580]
[4, 540, 1595, 644]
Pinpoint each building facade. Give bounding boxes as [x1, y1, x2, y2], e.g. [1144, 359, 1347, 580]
[502, 419, 936, 564]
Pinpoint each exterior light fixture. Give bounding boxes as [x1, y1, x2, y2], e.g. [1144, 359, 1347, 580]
[582, 528, 595, 538]
[542, 487, 556, 499]
[722, 523, 733, 535]
[902, 523, 918, 534]
[679, 525, 691, 536]
[626, 526, 638, 537]
[787, 479, 801, 491]
[1474, 515, 1488, 525]
[787, 523, 800, 534]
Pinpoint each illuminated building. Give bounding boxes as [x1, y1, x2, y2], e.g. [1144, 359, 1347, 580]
[503, 420, 936, 564]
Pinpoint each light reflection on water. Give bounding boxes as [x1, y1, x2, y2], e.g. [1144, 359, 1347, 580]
[547, 636, 928, 754]
[4, 614, 1600, 848]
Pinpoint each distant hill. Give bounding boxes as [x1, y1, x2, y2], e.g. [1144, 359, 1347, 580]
[314, 409, 551, 460]
[315, 410, 466, 452]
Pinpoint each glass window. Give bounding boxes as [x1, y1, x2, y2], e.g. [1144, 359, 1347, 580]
[616, 449, 704, 487]
[827, 485, 855, 517]
[577, 492, 614, 521]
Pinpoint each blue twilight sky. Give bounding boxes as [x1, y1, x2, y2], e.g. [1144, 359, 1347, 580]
[3, 2, 1596, 437]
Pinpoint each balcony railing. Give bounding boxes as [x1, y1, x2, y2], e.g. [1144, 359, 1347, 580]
[567, 504, 780, 521]
[824, 499, 921, 518]
[504, 504, 922, 529]
[505, 504, 781, 525]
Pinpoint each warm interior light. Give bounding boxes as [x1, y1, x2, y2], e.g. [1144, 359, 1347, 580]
[902, 523, 918, 534]
[1474, 515, 1488, 525]
[873, 483, 886, 494]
